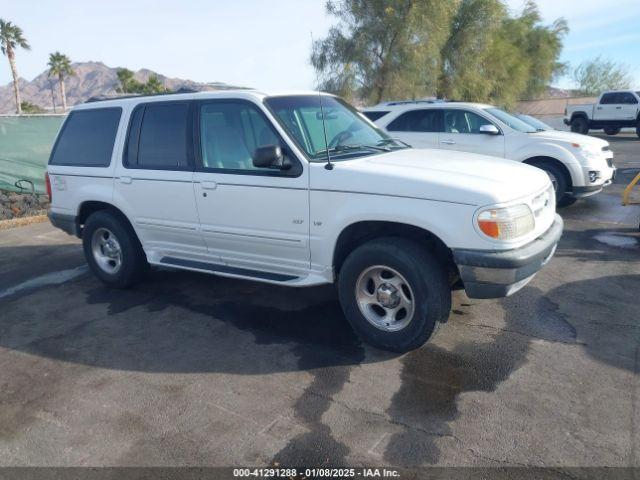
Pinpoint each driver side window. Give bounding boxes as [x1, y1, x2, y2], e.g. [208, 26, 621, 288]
[444, 110, 494, 134]
[199, 102, 292, 172]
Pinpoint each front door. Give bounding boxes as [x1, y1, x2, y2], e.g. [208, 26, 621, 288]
[439, 109, 505, 157]
[192, 100, 310, 278]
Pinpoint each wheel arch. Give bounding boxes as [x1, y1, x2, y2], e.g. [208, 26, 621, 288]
[570, 112, 589, 122]
[332, 220, 459, 286]
[76, 201, 137, 240]
[523, 156, 574, 192]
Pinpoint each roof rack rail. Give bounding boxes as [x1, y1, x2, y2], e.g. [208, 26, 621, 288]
[84, 89, 202, 104]
[383, 99, 447, 106]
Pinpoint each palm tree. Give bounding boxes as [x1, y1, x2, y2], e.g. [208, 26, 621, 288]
[0, 19, 30, 114]
[47, 51, 74, 111]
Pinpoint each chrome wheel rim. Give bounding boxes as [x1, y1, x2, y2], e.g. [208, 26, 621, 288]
[355, 265, 415, 332]
[91, 227, 122, 274]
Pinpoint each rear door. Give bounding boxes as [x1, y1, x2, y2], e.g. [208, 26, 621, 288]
[113, 101, 206, 260]
[618, 92, 639, 122]
[192, 99, 309, 279]
[384, 109, 443, 148]
[439, 109, 505, 157]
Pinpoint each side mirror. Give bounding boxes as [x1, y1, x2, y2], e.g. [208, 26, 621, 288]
[252, 145, 290, 170]
[479, 124, 500, 135]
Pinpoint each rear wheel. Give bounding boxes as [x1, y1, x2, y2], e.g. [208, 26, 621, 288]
[604, 127, 620, 136]
[83, 210, 148, 288]
[570, 116, 588, 134]
[337, 237, 451, 353]
[636, 121, 640, 139]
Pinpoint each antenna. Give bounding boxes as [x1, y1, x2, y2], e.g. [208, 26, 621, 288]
[311, 31, 333, 171]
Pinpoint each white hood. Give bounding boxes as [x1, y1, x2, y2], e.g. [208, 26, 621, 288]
[529, 130, 608, 148]
[311, 148, 550, 206]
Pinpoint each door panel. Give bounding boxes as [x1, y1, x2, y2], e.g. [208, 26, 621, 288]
[114, 101, 206, 259]
[440, 109, 505, 157]
[193, 100, 310, 277]
[384, 109, 443, 149]
[594, 93, 617, 121]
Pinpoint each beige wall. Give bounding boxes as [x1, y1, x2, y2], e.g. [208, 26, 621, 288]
[516, 97, 597, 116]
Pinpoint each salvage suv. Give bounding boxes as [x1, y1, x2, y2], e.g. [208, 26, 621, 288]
[363, 101, 616, 204]
[47, 91, 562, 352]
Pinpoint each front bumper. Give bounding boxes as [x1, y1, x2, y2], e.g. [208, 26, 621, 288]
[452, 215, 564, 299]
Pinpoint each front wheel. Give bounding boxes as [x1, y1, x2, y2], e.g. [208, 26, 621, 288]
[604, 127, 620, 135]
[533, 162, 569, 206]
[337, 237, 451, 353]
[636, 121, 640, 139]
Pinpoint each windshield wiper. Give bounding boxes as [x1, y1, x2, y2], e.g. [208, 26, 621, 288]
[376, 138, 411, 148]
[314, 144, 389, 157]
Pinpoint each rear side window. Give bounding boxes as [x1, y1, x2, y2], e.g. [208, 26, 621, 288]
[387, 109, 443, 132]
[362, 111, 390, 121]
[49, 108, 121, 167]
[125, 102, 190, 169]
[600, 93, 617, 104]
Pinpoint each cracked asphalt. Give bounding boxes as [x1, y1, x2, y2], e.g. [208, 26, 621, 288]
[0, 135, 639, 468]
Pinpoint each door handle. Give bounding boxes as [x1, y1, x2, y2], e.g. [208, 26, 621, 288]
[120, 176, 132, 184]
[440, 139, 456, 145]
[616, 106, 622, 109]
[201, 181, 217, 190]
[596, 107, 602, 110]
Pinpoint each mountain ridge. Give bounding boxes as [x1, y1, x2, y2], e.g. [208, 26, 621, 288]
[0, 61, 242, 113]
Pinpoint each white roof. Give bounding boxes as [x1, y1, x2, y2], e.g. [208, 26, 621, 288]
[72, 89, 333, 110]
[362, 101, 495, 111]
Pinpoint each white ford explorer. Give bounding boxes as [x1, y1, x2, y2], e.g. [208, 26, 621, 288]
[47, 91, 562, 352]
[362, 101, 616, 204]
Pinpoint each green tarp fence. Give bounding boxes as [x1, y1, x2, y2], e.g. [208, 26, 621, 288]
[0, 115, 66, 194]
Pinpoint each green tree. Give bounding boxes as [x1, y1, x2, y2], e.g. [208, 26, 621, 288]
[0, 19, 30, 114]
[47, 51, 75, 111]
[20, 101, 46, 114]
[572, 56, 632, 96]
[312, 0, 567, 107]
[141, 75, 167, 94]
[116, 68, 167, 95]
[311, 0, 455, 104]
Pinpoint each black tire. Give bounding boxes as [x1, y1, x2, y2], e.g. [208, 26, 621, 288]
[83, 210, 148, 288]
[532, 161, 569, 206]
[570, 117, 588, 135]
[604, 127, 620, 136]
[636, 121, 640, 139]
[337, 237, 451, 353]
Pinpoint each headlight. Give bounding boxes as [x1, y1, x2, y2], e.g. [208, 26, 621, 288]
[573, 143, 601, 160]
[476, 204, 534, 240]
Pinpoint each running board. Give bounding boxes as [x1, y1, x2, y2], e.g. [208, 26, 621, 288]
[159, 256, 298, 282]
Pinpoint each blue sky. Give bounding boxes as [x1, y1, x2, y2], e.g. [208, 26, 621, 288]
[1, 0, 639, 91]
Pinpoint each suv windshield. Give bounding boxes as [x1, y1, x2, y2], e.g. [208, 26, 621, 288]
[485, 108, 537, 133]
[265, 95, 408, 161]
[516, 114, 553, 131]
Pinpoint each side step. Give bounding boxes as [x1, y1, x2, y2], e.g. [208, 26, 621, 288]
[159, 256, 298, 282]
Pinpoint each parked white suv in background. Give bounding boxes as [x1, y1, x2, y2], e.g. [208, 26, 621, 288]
[564, 90, 640, 137]
[47, 91, 562, 352]
[363, 100, 616, 204]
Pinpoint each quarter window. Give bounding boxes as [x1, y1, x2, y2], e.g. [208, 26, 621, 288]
[199, 101, 292, 172]
[49, 108, 121, 167]
[387, 109, 443, 132]
[362, 111, 390, 122]
[444, 110, 494, 134]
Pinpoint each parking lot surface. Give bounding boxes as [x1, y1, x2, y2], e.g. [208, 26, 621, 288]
[0, 136, 639, 468]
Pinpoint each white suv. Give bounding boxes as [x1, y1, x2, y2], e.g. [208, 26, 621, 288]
[363, 101, 616, 204]
[47, 91, 562, 352]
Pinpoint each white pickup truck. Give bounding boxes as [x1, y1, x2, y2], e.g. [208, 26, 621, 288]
[46, 90, 562, 352]
[564, 90, 640, 137]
